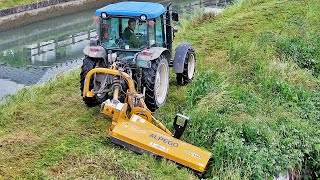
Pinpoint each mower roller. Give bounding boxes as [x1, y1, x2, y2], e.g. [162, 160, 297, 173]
[82, 66, 212, 174]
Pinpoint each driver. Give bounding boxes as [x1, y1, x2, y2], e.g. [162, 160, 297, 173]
[122, 18, 138, 48]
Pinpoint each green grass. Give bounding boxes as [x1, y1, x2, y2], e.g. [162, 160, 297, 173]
[0, 0, 39, 9]
[0, 71, 197, 179]
[1, 0, 320, 179]
[175, 0, 320, 178]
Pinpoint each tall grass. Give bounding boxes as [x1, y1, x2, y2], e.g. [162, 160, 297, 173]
[174, 0, 320, 179]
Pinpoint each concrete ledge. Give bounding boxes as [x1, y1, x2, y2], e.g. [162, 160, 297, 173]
[0, 0, 76, 17]
[0, 0, 119, 31]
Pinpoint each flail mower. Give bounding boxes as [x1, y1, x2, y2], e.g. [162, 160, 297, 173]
[81, 1, 212, 175]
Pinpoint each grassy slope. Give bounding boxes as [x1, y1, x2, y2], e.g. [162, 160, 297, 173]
[173, 0, 320, 178]
[0, 0, 319, 179]
[0, 0, 38, 9]
[0, 70, 196, 179]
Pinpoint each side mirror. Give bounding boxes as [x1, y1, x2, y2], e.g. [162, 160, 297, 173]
[172, 12, 179, 22]
[173, 114, 189, 139]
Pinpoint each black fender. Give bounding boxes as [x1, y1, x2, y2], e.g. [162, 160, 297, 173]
[173, 42, 192, 74]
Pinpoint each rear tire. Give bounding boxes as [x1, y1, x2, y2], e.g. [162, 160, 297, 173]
[80, 57, 98, 107]
[142, 55, 169, 112]
[176, 48, 196, 86]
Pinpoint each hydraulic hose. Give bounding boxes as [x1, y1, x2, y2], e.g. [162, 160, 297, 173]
[83, 68, 136, 97]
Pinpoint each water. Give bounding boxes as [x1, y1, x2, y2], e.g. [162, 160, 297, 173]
[0, 8, 97, 99]
[0, 0, 225, 100]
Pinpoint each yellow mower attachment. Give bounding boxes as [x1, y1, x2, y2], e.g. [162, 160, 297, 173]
[83, 67, 212, 174]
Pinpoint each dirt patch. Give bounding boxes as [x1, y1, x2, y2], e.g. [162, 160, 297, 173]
[0, 132, 41, 147]
[0, 132, 43, 178]
[0, 0, 7, 3]
[0, 165, 5, 176]
[48, 154, 152, 179]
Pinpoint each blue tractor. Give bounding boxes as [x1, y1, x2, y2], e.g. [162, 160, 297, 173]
[81, 1, 196, 111]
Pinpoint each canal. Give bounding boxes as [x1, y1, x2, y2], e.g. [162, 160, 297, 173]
[0, 0, 226, 99]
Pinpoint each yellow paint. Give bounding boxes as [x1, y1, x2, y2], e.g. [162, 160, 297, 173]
[82, 67, 212, 173]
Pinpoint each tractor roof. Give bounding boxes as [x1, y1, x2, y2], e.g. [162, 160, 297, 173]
[95, 1, 166, 19]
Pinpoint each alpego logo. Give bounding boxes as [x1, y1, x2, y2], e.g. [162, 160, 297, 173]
[149, 134, 179, 147]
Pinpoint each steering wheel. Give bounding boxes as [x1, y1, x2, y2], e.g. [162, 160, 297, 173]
[135, 33, 144, 36]
[115, 38, 124, 46]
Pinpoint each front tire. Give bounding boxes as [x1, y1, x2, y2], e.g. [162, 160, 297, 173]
[80, 57, 98, 107]
[176, 48, 196, 86]
[142, 55, 169, 112]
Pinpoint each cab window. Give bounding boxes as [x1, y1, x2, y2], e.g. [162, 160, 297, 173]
[155, 16, 165, 47]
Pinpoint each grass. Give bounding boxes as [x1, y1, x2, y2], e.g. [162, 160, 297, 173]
[0, 71, 196, 179]
[0, 0, 39, 9]
[1, 0, 320, 179]
[174, 0, 320, 178]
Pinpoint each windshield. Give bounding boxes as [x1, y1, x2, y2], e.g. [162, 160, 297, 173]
[100, 17, 152, 50]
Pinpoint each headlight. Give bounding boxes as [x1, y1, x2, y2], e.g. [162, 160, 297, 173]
[140, 14, 147, 21]
[101, 12, 108, 19]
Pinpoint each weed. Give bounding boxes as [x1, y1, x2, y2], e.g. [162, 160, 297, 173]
[276, 33, 320, 77]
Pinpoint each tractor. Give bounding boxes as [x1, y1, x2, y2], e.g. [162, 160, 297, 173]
[80, 1, 196, 111]
[80, 1, 212, 175]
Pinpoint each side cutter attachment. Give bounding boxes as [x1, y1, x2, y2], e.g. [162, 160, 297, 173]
[110, 114, 212, 173]
[83, 68, 212, 174]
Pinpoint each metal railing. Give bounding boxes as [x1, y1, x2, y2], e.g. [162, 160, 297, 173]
[25, 30, 97, 57]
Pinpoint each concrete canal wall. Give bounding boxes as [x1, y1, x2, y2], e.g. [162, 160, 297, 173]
[0, 0, 77, 17]
[0, 0, 120, 31]
[0, 0, 226, 31]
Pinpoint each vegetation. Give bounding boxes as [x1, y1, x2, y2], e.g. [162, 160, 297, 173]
[0, 0, 319, 179]
[0, 0, 38, 9]
[172, 0, 320, 178]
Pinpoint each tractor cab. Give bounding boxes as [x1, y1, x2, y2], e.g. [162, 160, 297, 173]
[95, 1, 176, 52]
[99, 14, 164, 50]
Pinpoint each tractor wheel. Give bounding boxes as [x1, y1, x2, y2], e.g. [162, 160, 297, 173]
[80, 57, 97, 107]
[176, 48, 196, 86]
[142, 55, 169, 112]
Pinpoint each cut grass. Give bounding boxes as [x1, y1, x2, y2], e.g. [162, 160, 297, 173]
[0, 71, 197, 179]
[1, 0, 320, 179]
